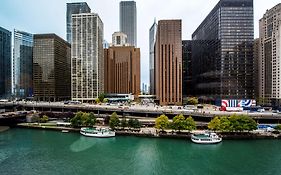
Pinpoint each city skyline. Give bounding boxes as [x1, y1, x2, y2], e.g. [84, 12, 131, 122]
[0, 0, 280, 85]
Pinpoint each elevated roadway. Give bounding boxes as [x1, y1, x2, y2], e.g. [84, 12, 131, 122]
[1, 102, 281, 124]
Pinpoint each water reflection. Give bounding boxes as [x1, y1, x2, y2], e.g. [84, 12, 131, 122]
[70, 136, 115, 152]
[133, 139, 161, 174]
[190, 141, 222, 150]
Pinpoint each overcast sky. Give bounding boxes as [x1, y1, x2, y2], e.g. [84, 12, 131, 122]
[0, 0, 280, 85]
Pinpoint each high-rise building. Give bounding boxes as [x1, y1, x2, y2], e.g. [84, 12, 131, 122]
[182, 40, 193, 98]
[33, 34, 71, 101]
[259, 3, 281, 105]
[104, 46, 140, 96]
[155, 20, 182, 106]
[112, 32, 128, 46]
[66, 2, 91, 43]
[253, 38, 260, 100]
[149, 20, 157, 95]
[0, 26, 11, 98]
[192, 0, 254, 100]
[71, 13, 104, 101]
[120, 1, 137, 46]
[13, 30, 33, 98]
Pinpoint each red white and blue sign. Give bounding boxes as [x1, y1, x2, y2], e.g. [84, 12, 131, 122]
[221, 99, 256, 108]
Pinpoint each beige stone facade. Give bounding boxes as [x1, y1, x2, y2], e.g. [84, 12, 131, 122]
[259, 4, 281, 104]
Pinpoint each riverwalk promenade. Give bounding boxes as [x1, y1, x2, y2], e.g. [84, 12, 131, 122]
[16, 123, 281, 140]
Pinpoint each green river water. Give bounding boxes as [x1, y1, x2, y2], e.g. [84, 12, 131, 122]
[0, 128, 281, 175]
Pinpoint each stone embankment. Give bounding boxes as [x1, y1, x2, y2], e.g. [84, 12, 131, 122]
[15, 124, 281, 140]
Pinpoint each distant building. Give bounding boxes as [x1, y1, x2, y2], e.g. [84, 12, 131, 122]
[259, 3, 281, 106]
[33, 34, 71, 101]
[66, 2, 91, 43]
[182, 40, 193, 98]
[155, 20, 182, 106]
[112, 32, 128, 46]
[0, 26, 12, 98]
[192, 0, 254, 100]
[13, 30, 33, 98]
[104, 45, 140, 97]
[142, 83, 146, 94]
[103, 40, 109, 49]
[71, 13, 104, 101]
[149, 20, 157, 95]
[144, 84, 148, 94]
[120, 1, 137, 46]
[141, 83, 149, 94]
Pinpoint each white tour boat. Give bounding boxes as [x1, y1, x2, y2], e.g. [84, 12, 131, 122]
[61, 130, 69, 133]
[80, 127, 115, 138]
[191, 132, 222, 144]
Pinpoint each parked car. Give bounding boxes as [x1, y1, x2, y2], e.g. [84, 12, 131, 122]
[65, 101, 81, 105]
[257, 108, 265, 113]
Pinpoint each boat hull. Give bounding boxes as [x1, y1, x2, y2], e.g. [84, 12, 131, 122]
[191, 137, 222, 144]
[80, 128, 115, 138]
[80, 131, 115, 138]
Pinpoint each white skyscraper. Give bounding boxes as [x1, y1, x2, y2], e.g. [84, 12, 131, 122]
[120, 1, 137, 46]
[71, 13, 104, 101]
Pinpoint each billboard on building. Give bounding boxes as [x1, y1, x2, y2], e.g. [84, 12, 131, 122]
[221, 99, 256, 108]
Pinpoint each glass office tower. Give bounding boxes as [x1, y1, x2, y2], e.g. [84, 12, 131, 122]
[0, 26, 11, 98]
[120, 1, 137, 46]
[182, 40, 193, 98]
[149, 21, 157, 95]
[66, 2, 91, 43]
[13, 30, 33, 98]
[33, 34, 71, 101]
[192, 0, 254, 100]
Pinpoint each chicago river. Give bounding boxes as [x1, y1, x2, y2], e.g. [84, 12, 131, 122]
[0, 128, 281, 175]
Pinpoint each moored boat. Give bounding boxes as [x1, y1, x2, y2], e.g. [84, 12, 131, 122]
[80, 127, 115, 138]
[61, 130, 69, 133]
[191, 132, 222, 144]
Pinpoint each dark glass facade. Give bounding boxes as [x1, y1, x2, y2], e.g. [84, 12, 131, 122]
[192, 0, 254, 99]
[253, 38, 259, 99]
[66, 2, 91, 43]
[182, 40, 193, 97]
[33, 34, 71, 101]
[0, 27, 11, 98]
[13, 30, 33, 98]
[120, 1, 137, 46]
